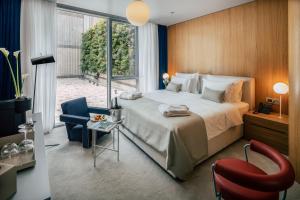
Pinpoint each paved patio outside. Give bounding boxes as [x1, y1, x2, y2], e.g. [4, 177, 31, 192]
[55, 77, 136, 123]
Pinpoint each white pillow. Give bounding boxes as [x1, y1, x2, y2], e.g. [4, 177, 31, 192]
[205, 75, 246, 100]
[166, 82, 181, 92]
[206, 75, 242, 82]
[176, 73, 199, 93]
[171, 76, 191, 92]
[198, 74, 207, 93]
[202, 78, 244, 103]
[202, 78, 232, 92]
[225, 80, 243, 102]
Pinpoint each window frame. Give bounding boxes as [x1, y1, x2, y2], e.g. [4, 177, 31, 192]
[56, 3, 139, 108]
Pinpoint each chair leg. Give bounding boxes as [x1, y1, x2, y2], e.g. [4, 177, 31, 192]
[281, 190, 287, 200]
[243, 144, 250, 162]
[211, 163, 222, 199]
[82, 127, 90, 148]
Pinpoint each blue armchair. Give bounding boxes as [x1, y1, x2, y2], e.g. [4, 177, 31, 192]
[60, 97, 110, 148]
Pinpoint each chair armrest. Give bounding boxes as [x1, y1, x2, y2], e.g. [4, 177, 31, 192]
[88, 107, 110, 115]
[60, 114, 90, 125]
[214, 156, 294, 192]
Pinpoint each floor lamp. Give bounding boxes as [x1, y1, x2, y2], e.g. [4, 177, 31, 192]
[31, 55, 55, 113]
[31, 55, 58, 148]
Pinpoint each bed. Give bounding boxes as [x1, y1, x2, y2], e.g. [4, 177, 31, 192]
[119, 75, 255, 180]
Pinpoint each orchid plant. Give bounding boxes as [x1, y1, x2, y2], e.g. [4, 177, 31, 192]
[0, 48, 28, 98]
[162, 73, 170, 88]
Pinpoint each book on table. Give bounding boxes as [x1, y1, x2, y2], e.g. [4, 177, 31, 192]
[91, 121, 115, 132]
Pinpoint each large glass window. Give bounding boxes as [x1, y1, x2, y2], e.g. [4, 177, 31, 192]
[81, 17, 107, 77]
[56, 10, 84, 77]
[55, 6, 138, 124]
[112, 21, 137, 78]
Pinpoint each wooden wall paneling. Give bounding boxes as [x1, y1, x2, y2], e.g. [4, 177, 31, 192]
[256, 0, 288, 114]
[167, 25, 176, 75]
[167, 0, 288, 113]
[288, 0, 300, 183]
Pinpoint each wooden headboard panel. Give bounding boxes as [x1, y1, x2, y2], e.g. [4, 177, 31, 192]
[168, 0, 288, 113]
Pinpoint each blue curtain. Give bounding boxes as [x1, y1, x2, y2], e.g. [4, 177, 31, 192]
[158, 25, 168, 89]
[0, 0, 21, 100]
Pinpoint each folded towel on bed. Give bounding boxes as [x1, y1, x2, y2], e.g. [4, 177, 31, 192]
[158, 104, 191, 117]
[120, 92, 142, 100]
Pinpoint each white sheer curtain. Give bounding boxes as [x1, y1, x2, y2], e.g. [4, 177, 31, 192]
[138, 23, 159, 93]
[21, 0, 57, 132]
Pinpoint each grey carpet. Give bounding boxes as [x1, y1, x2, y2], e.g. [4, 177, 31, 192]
[45, 126, 300, 200]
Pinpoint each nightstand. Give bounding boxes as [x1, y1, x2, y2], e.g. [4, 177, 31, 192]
[243, 111, 288, 155]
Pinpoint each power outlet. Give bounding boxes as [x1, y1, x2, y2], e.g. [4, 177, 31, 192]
[265, 97, 280, 105]
[266, 97, 273, 103]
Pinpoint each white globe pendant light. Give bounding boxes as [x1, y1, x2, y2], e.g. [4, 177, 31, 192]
[126, 0, 150, 26]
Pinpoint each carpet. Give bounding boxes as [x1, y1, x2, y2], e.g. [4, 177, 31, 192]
[45, 126, 300, 200]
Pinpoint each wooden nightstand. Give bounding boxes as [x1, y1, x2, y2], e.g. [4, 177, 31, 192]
[243, 111, 288, 155]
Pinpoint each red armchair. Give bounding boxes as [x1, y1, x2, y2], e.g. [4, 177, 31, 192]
[211, 140, 295, 200]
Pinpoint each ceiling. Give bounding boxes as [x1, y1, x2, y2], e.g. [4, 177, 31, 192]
[57, 0, 253, 26]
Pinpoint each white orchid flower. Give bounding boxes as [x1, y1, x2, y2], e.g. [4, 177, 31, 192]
[13, 50, 22, 95]
[0, 48, 22, 98]
[20, 73, 29, 96]
[13, 50, 21, 59]
[0, 48, 9, 57]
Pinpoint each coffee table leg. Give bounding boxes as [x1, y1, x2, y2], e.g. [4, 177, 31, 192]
[117, 125, 119, 162]
[112, 129, 115, 149]
[93, 130, 96, 167]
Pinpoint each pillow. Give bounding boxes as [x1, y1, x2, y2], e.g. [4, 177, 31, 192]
[205, 74, 245, 96]
[225, 80, 243, 102]
[166, 82, 181, 92]
[202, 78, 232, 92]
[202, 78, 244, 103]
[175, 73, 199, 93]
[171, 76, 191, 92]
[198, 74, 207, 93]
[202, 87, 225, 103]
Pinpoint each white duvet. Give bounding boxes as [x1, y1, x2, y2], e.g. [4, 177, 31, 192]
[144, 90, 249, 139]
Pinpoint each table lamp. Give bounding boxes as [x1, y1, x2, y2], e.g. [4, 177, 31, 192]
[273, 82, 289, 118]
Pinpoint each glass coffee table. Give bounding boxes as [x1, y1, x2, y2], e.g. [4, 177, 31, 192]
[87, 116, 123, 167]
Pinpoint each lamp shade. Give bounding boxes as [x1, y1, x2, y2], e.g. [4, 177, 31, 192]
[162, 73, 169, 80]
[273, 82, 289, 94]
[126, 0, 150, 26]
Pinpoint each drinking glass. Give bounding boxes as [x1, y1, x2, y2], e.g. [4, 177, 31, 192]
[1, 144, 11, 159]
[18, 122, 34, 152]
[1, 143, 20, 159]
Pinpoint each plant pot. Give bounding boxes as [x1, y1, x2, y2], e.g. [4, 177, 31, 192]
[15, 97, 32, 113]
[0, 100, 16, 137]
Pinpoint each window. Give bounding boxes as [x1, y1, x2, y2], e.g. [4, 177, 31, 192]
[112, 21, 137, 79]
[81, 17, 107, 78]
[55, 5, 138, 123]
[56, 9, 108, 79]
[56, 9, 84, 77]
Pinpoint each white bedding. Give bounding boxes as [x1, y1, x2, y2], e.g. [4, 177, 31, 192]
[144, 90, 249, 139]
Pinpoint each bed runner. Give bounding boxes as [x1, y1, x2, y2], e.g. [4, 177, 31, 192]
[119, 97, 208, 179]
